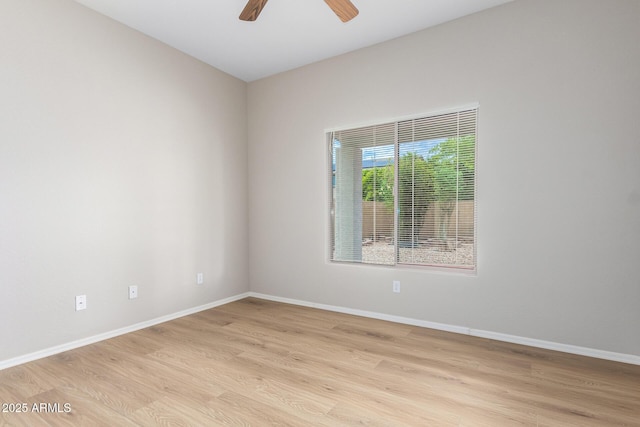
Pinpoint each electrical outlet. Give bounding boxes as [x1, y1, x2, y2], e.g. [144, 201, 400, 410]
[75, 295, 87, 311]
[197, 273, 204, 285]
[393, 281, 401, 293]
[129, 285, 138, 300]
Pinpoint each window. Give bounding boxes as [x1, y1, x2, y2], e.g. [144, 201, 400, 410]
[328, 106, 477, 270]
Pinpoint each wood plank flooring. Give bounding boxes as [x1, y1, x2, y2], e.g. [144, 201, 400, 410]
[1, 297, 639, 426]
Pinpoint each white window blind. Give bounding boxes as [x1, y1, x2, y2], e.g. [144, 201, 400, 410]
[328, 106, 477, 270]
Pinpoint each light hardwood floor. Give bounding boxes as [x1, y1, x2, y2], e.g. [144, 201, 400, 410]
[1, 297, 639, 426]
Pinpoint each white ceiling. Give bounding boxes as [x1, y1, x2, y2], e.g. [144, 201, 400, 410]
[73, 0, 513, 82]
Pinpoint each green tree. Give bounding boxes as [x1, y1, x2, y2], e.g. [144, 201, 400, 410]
[427, 136, 475, 247]
[362, 165, 394, 206]
[397, 152, 434, 247]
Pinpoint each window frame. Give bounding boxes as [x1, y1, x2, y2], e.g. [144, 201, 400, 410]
[326, 104, 478, 273]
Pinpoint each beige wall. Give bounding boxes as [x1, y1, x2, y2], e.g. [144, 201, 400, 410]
[0, 0, 248, 362]
[362, 201, 474, 242]
[361, 201, 394, 241]
[248, 0, 640, 356]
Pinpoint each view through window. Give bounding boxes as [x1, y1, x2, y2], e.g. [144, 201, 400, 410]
[328, 106, 477, 270]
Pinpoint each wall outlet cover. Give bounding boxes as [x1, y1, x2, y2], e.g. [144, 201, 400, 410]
[129, 285, 138, 299]
[75, 295, 87, 311]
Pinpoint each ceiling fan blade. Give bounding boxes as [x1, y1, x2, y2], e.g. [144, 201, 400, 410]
[239, 0, 269, 21]
[324, 0, 359, 22]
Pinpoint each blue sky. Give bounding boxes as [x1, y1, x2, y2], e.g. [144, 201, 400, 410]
[361, 138, 446, 162]
[332, 137, 448, 171]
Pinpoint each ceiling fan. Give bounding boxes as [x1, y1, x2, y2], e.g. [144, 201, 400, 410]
[239, 0, 359, 23]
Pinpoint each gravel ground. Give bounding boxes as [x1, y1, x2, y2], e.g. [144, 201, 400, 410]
[361, 241, 474, 267]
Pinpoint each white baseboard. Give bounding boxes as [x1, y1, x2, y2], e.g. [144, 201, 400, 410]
[0, 292, 251, 371]
[3, 291, 638, 370]
[470, 329, 640, 366]
[249, 292, 640, 366]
